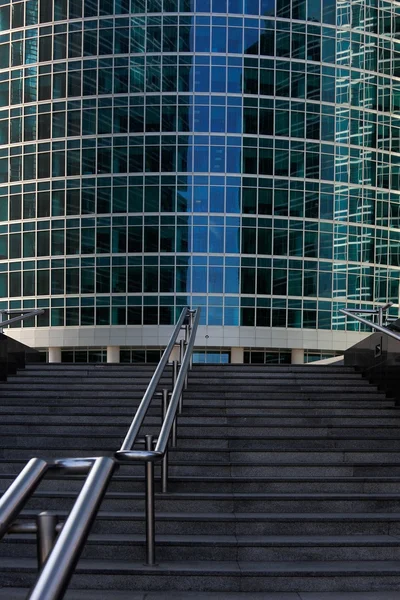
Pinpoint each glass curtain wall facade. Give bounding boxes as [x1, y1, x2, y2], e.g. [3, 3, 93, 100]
[0, 0, 398, 357]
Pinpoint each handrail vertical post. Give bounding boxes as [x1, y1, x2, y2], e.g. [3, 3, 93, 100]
[145, 435, 156, 565]
[179, 339, 185, 365]
[172, 414, 177, 447]
[189, 310, 195, 370]
[172, 360, 178, 390]
[178, 389, 183, 415]
[27, 456, 116, 600]
[36, 511, 58, 568]
[161, 389, 169, 493]
[183, 329, 188, 392]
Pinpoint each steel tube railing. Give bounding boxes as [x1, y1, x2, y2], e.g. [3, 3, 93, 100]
[144, 435, 155, 566]
[0, 309, 45, 331]
[27, 456, 117, 600]
[115, 307, 201, 564]
[36, 512, 59, 569]
[0, 458, 49, 538]
[116, 306, 201, 460]
[0, 306, 201, 596]
[119, 307, 189, 453]
[156, 307, 201, 454]
[341, 306, 400, 343]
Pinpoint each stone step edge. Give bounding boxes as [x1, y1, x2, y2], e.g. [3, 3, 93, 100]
[4, 472, 400, 484]
[5, 533, 400, 547]
[6, 490, 400, 501]
[5, 557, 400, 576]
[16, 509, 400, 522]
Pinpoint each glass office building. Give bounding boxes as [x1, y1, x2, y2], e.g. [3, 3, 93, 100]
[0, 0, 399, 363]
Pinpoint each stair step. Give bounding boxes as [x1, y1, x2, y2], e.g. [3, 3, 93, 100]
[12, 508, 400, 536]
[1, 361, 399, 594]
[3, 591, 400, 600]
[4, 557, 400, 592]
[4, 533, 400, 562]
[0, 590, 312, 600]
[10, 490, 400, 513]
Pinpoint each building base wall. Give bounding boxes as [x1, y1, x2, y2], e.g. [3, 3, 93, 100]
[5, 325, 370, 356]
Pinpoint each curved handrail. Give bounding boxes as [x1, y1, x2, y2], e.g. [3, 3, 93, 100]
[340, 306, 400, 343]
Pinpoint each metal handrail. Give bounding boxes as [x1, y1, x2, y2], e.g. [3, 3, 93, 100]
[116, 306, 201, 564]
[0, 306, 201, 597]
[119, 306, 191, 452]
[117, 307, 201, 459]
[340, 303, 400, 343]
[0, 308, 45, 332]
[27, 457, 117, 600]
[0, 456, 118, 600]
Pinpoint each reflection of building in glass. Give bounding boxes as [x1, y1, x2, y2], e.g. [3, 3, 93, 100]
[0, 0, 399, 363]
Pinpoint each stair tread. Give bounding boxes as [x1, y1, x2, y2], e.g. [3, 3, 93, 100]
[0, 590, 305, 600]
[2, 362, 400, 594]
[8, 490, 400, 500]
[6, 557, 400, 575]
[18, 510, 400, 521]
[7, 533, 400, 546]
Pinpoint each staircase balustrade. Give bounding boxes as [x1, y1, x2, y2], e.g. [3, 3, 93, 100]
[0, 306, 201, 599]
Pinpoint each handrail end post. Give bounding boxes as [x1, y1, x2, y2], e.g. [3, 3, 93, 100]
[145, 435, 156, 566]
[37, 511, 58, 569]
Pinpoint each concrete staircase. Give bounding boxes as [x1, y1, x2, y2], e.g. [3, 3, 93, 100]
[1, 363, 400, 595]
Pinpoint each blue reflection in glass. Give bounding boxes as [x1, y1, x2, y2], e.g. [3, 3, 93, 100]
[211, 66, 226, 92]
[193, 185, 208, 211]
[227, 147, 241, 173]
[210, 186, 225, 212]
[211, 106, 226, 132]
[227, 108, 242, 133]
[194, 66, 209, 92]
[209, 226, 224, 252]
[212, 0, 227, 11]
[208, 306, 223, 325]
[194, 106, 209, 132]
[225, 267, 240, 292]
[193, 146, 209, 171]
[195, 26, 210, 52]
[244, 27, 260, 51]
[192, 265, 207, 291]
[193, 227, 208, 252]
[261, 0, 275, 13]
[196, 0, 211, 11]
[228, 0, 244, 13]
[212, 27, 227, 52]
[226, 186, 240, 213]
[224, 306, 239, 325]
[209, 266, 224, 292]
[227, 67, 242, 93]
[228, 27, 243, 53]
[226, 227, 240, 253]
[244, 0, 260, 14]
[210, 147, 225, 173]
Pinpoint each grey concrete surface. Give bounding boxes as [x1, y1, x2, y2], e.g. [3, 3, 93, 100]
[4, 591, 400, 600]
